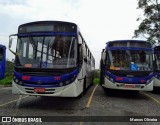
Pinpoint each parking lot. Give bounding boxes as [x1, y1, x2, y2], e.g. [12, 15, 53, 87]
[0, 85, 160, 125]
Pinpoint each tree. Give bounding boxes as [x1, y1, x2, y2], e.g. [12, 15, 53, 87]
[134, 0, 160, 44]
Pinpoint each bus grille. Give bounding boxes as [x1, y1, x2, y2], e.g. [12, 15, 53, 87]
[24, 88, 55, 94]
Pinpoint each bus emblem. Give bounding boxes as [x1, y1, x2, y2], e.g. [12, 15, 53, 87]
[37, 80, 42, 85]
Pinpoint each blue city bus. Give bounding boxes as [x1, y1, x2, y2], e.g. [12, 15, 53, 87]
[153, 46, 160, 89]
[0, 44, 6, 80]
[9, 21, 95, 97]
[100, 40, 154, 91]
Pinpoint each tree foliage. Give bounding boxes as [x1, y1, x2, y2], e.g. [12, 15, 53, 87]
[134, 0, 160, 44]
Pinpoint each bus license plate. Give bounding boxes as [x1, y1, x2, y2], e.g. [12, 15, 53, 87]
[34, 88, 45, 93]
[125, 84, 135, 88]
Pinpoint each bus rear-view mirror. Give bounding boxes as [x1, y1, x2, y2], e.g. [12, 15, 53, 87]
[9, 37, 12, 49]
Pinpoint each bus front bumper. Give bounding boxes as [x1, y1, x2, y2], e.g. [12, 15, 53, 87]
[102, 77, 153, 91]
[12, 80, 80, 97]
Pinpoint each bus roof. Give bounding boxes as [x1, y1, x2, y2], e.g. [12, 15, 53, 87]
[19, 21, 78, 28]
[105, 40, 152, 50]
[18, 21, 79, 34]
[106, 40, 147, 44]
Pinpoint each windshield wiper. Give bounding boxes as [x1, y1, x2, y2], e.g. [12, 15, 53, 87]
[29, 36, 38, 60]
[29, 36, 37, 50]
[40, 36, 45, 68]
[49, 37, 55, 49]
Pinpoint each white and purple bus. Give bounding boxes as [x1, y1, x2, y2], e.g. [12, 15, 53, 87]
[100, 40, 154, 91]
[9, 21, 95, 97]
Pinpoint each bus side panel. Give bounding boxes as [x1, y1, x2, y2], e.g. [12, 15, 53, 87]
[61, 80, 78, 97]
[86, 61, 91, 88]
[76, 66, 85, 96]
[153, 77, 160, 87]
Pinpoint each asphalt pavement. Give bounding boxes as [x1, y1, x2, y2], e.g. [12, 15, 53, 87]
[0, 85, 160, 125]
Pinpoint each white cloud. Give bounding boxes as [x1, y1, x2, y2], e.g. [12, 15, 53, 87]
[0, 0, 142, 68]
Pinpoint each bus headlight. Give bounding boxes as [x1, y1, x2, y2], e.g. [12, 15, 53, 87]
[13, 77, 24, 85]
[59, 75, 77, 86]
[146, 79, 152, 85]
[14, 77, 19, 84]
[155, 75, 160, 80]
[70, 75, 76, 83]
[155, 75, 158, 78]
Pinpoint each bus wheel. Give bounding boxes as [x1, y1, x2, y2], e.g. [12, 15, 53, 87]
[153, 87, 160, 94]
[102, 87, 112, 95]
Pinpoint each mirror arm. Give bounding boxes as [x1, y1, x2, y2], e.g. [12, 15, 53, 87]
[9, 34, 17, 37]
[9, 34, 17, 55]
[9, 48, 16, 55]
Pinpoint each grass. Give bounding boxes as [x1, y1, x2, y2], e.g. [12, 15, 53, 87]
[93, 78, 100, 85]
[0, 76, 13, 85]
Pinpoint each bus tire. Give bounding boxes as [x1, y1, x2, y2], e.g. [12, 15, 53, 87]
[102, 87, 112, 95]
[153, 87, 160, 94]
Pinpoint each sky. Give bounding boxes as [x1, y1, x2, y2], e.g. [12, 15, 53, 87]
[0, 0, 143, 69]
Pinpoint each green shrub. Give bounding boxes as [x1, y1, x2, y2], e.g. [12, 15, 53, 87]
[0, 76, 13, 85]
[93, 78, 100, 85]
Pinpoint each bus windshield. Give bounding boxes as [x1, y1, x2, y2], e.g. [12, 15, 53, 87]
[15, 36, 77, 69]
[106, 50, 153, 71]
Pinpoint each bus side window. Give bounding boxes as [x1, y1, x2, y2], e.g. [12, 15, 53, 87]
[83, 43, 87, 59]
[78, 34, 83, 63]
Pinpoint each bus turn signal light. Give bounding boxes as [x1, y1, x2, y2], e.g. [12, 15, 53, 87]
[140, 80, 146, 83]
[116, 77, 123, 81]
